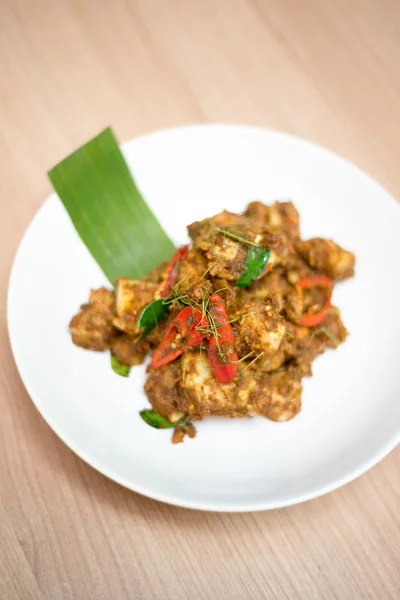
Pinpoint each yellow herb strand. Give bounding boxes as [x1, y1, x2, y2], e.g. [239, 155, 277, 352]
[216, 228, 259, 247]
[229, 350, 256, 365]
[241, 351, 264, 372]
[201, 259, 221, 279]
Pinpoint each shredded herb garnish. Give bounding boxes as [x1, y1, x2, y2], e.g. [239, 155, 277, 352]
[241, 351, 264, 372]
[216, 228, 259, 247]
[318, 326, 340, 346]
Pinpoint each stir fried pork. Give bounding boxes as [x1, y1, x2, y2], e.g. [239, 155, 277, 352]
[69, 288, 115, 351]
[70, 200, 355, 440]
[296, 238, 355, 280]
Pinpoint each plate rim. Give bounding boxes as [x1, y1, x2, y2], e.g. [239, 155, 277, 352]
[7, 123, 400, 512]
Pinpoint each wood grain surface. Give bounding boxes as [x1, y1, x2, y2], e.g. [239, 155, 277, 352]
[1, 0, 399, 598]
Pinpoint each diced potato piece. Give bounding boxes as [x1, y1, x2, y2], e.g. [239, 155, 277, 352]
[113, 278, 157, 335]
[115, 278, 156, 316]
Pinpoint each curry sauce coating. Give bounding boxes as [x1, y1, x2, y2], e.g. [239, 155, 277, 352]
[237, 299, 286, 371]
[69, 287, 115, 351]
[70, 199, 355, 435]
[296, 238, 355, 280]
[113, 278, 158, 336]
[245, 200, 301, 243]
[144, 362, 186, 424]
[175, 249, 212, 302]
[145, 351, 303, 423]
[180, 352, 244, 419]
[188, 208, 289, 282]
[110, 334, 150, 367]
[242, 367, 302, 421]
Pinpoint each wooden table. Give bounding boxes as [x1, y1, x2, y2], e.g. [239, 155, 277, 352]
[1, 1, 399, 598]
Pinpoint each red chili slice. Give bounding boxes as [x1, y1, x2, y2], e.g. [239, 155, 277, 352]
[151, 306, 207, 369]
[206, 294, 238, 384]
[298, 274, 333, 327]
[160, 245, 188, 298]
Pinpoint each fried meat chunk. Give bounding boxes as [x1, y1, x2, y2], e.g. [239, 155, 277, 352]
[110, 334, 150, 367]
[70, 198, 355, 440]
[144, 362, 186, 423]
[245, 367, 302, 421]
[147, 351, 302, 423]
[180, 352, 244, 418]
[175, 249, 212, 302]
[69, 287, 115, 351]
[245, 200, 300, 242]
[237, 300, 286, 359]
[296, 238, 355, 280]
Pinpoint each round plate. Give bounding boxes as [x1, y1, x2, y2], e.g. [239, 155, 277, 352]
[8, 125, 400, 512]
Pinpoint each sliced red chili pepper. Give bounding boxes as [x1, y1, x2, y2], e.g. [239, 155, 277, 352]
[150, 323, 182, 368]
[300, 311, 329, 328]
[298, 274, 333, 327]
[178, 306, 207, 347]
[206, 294, 238, 384]
[151, 306, 207, 369]
[298, 274, 333, 291]
[160, 245, 188, 298]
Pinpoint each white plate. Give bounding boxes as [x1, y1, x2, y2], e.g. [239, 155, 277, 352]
[8, 125, 400, 512]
